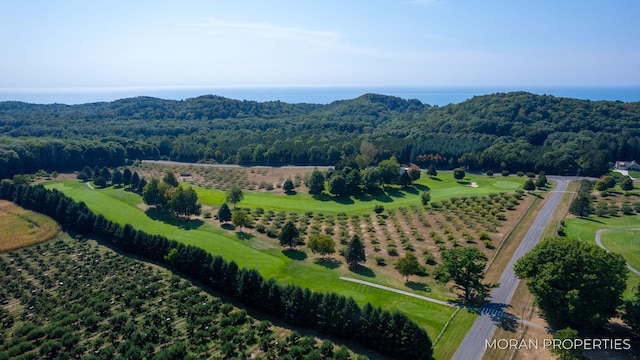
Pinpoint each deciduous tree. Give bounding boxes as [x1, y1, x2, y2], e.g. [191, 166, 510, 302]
[435, 247, 488, 303]
[378, 156, 400, 185]
[395, 252, 423, 281]
[453, 167, 466, 181]
[523, 179, 536, 192]
[231, 210, 251, 232]
[308, 234, 336, 258]
[514, 237, 628, 332]
[568, 196, 591, 218]
[226, 187, 244, 209]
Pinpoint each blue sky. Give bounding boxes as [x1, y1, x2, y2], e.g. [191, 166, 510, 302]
[1, 0, 639, 89]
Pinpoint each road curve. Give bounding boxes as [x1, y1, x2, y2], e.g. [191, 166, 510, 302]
[452, 179, 569, 360]
[595, 228, 640, 277]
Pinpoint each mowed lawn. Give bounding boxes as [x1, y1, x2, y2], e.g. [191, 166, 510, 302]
[601, 230, 640, 277]
[195, 172, 528, 215]
[564, 215, 640, 299]
[44, 180, 464, 343]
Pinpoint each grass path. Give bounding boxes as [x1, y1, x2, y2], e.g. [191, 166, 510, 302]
[596, 228, 640, 276]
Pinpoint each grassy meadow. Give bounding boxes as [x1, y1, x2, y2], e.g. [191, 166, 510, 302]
[0, 200, 60, 252]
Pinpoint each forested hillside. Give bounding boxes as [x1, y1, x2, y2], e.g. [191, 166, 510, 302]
[1, 92, 639, 178]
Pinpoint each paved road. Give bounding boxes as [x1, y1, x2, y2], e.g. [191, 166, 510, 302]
[595, 228, 640, 276]
[452, 179, 569, 360]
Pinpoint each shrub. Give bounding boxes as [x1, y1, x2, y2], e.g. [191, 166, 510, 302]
[483, 239, 495, 249]
[374, 256, 386, 266]
[374, 204, 385, 214]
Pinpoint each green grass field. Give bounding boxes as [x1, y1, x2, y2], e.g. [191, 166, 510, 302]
[45, 174, 526, 357]
[564, 215, 640, 299]
[195, 173, 527, 215]
[600, 230, 640, 273]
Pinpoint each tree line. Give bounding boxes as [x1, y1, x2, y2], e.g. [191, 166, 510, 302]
[0, 181, 434, 360]
[2, 92, 640, 180]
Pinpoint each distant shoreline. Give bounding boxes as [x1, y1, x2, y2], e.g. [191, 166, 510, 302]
[1, 86, 638, 106]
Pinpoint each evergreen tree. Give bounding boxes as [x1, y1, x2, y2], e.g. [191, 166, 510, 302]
[122, 168, 132, 187]
[306, 168, 325, 195]
[136, 177, 147, 194]
[278, 220, 300, 250]
[100, 167, 112, 183]
[345, 234, 366, 269]
[426, 163, 438, 178]
[283, 178, 295, 193]
[111, 169, 123, 187]
[163, 171, 180, 187]
[130, 171, 140, 189]
[218, 203, 232, 223]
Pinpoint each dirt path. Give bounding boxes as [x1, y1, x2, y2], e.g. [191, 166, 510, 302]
[594, 228, 640, 276]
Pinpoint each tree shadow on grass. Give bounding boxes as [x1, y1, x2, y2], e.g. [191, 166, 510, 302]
[312, 194, 355, 205]
[221, 223, 235, 231]
[428, 176, 442, 181]
[314, 258, 341, 269]
[145, 209, 204, 230]
[235, 232, 253, 240]
[350, 265, 376, 278]
[283, 249, 308, 261]
[405, 281, 431, 292]
[414, 184, 430, 191]
[403, 186, 419, 195]
[385, 187, 407, 199]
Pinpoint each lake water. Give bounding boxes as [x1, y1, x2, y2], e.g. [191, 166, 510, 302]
[0, 86, 638, 106]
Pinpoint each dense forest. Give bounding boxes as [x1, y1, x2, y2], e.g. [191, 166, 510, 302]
[1, 91, 639, 178]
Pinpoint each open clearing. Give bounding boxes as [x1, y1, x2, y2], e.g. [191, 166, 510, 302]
[0, 200, 59, 252]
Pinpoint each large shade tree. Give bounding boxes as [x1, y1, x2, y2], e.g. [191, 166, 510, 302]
[434, 247, 489, 303]
[514, 237, 628, 333]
